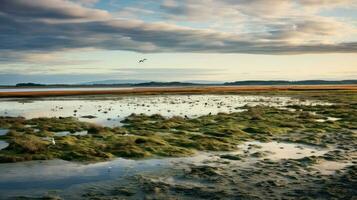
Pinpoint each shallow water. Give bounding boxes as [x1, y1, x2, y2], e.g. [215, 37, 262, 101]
[0, 141, 8, 150]
[0, 153, 212, 198]
[0, 129, 9, 150]
[237, 141, 328, 160]
[315, 117, 341, 123]
[312, 160, 353, 175]
[54, 130, 88, 137]
[0, 129, 8, 136]
[0, 140, 352, 199]
[0, 95, 328, 127]
[236, 141, 352, 175]
[0, 87, 134, 92]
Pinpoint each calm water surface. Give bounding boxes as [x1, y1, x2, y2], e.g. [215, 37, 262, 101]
[0, 87, 134, 92]
[0, 95, 329, 127]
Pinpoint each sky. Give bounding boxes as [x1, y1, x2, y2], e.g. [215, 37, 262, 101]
[0, 0, 357, 84]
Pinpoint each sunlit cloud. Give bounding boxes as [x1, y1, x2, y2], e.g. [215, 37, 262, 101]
[0, 0, 356, 56]
[0, 0, 356, 83]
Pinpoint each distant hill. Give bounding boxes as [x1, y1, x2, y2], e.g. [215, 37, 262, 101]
[16, 83, 45, 87]
[82, 79, 148, 85]
[133, 81, 205, 87]
[7, 80, 357, 88]
[182, 80, 224, 84]
[84, 79, 357, 86]
[224, 80, 357, 86]
[82, 79, 223, 85]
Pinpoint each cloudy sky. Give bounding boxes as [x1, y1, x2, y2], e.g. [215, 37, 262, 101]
[0, 0, 357, 84]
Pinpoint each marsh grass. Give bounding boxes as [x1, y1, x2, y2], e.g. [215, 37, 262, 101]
[0, 91, 356, 162]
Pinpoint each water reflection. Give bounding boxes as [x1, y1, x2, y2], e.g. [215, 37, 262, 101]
[0, 95, 328, 127]
[54, 131, 88, 137]
[0, 129, 8, 136]
[237, 141, 328, 160]
[0, 87, 134, 92]
[312, 160, 352, 175]
[0, 153, 212, 198]
[0, 141, 8, 150]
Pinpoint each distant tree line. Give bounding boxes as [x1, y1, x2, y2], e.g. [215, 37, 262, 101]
[15, 83, 45, 87]
[223, 80, 357, 85]
[12, 80, 357, 87]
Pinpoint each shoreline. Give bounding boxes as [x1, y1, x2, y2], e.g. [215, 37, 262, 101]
[0, 85, 356, 98]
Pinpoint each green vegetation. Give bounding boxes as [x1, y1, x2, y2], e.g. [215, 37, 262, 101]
[0, 90, 356, 163]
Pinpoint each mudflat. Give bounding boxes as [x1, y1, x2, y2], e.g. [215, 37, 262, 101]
[0, 90, 356, 199]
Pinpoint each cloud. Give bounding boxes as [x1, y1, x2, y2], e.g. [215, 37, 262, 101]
[70, 0, 99, 6]
[0, 0, 356, 60]
[0, 0, 109, 21]
[158, 0, 356, 20]
[298, 0, 356, 8]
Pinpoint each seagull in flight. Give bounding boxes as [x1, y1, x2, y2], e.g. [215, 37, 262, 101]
[139, 58, 147, 63]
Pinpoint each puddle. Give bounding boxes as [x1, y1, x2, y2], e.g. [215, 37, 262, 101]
[315, 117, 341, 123]
[0, 153, 212, 198]
[0, 140, 9, 150]
[313, 161, 352, 175]
[238, 141, 328, 160]
[54, 131, 88, 137]
[0, 129, 9, 136]
[327, 117, 341, 121]
[315, 119, 326, 122]
[0, 95, 328, 127]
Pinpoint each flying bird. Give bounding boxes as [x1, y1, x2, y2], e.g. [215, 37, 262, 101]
[138, 58, 147, 63]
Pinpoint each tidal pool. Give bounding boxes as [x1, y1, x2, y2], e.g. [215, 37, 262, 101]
[235, 141, 352, 175]
[315, 117, 341, 123]
[0, 153, 212, 199]
[0, 129, 8, 136]
[0, 95, 328, 127]
[237, 141, 328, 160]
[312, 160, 353, 175]
[54, 130, 88, 137]
[0, 141, 8, 150]
[0, 143, 351, 199]
[0, 129, 9, 150]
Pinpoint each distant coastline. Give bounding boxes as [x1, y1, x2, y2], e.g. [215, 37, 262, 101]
[0, 80, 356, 88]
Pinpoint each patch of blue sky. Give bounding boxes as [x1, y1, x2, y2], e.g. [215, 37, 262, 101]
[319, 7, 357, 20]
